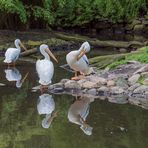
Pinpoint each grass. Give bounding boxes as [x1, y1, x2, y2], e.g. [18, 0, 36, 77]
[107, 46, 148, 69]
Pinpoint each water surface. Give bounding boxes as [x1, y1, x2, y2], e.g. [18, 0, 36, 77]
[0, 50, 148, 148]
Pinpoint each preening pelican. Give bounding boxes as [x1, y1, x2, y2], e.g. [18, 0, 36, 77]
[37, 94, 57, 128]
[36, 44, 58, 89]
[5, 68, 29, 88]
[4, 39, 27, 67]
[66, 41, 94, 80]
[68, 96, 94, 136]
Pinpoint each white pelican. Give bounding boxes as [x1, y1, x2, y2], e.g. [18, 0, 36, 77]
[66, 41, 94, 80]
[4, 39, 27, 67]
[68, 96, 94, 135]
[37, 93, 57, 128]
[5, 68, 29, 88]
[36, 44, 58, 90]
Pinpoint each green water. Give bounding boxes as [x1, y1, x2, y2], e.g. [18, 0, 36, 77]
[0, 50, 148, 148]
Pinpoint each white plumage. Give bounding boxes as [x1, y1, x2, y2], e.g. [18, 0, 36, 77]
[36, 59, 54, 85]
[36, 44, 58, 86]
[37, 93, 55, 128]
[5, 68, 22, 88]
[66, 41, 93, 75]
[37, 94, 55, 115]
[4, 39, 26, 64]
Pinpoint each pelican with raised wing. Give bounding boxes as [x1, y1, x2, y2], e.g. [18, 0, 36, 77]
[66, 41, 94, 80]
[4, 39, 27, 67]
[36, 44, 58, 90]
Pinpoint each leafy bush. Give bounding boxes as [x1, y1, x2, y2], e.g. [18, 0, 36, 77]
[0, 0, 147, 28]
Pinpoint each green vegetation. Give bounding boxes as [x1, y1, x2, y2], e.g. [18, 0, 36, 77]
[107, 46, 148, 69]
[0, 0, 147, 29]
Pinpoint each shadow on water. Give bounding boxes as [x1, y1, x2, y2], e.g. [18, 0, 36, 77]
[0, 45, 148, 147]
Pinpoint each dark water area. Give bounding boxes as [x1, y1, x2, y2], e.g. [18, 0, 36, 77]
[0, 50, 148, 148]
[0, 31, 148, 148]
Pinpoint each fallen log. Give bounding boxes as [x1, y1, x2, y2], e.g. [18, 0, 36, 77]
[55, 32, 144, 48]
[20, 48, 37, 56]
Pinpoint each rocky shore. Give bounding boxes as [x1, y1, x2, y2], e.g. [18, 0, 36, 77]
[49, 61, 148, 109]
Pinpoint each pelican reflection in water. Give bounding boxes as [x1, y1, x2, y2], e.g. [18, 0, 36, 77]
[68, 95, 94, 136]
[37, 93, 57, 128]
[5, 68, 28, 88]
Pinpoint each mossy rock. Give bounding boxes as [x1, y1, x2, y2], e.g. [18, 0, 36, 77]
[26, 38, 70, 48]
[134, 24, 144, 32]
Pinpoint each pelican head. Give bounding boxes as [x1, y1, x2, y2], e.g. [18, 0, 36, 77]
[15, 39, 27, 51]
[40, 44, 58, 63]
[77, 41, 90, 61]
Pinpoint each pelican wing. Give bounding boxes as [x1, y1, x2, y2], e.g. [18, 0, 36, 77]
[82, 54, 89, 65]
[4, 48, 20, 63]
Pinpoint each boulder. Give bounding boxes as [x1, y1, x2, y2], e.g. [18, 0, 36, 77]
[107, 80, 115, 87]
[116, 77, 128, 88]
[108, 94, 128, 104]
[141, 72, 148, 78]
[143, 78, 148, 85]
[81, 81, 98, 89]
[128, 83, 141, 91]
[97, 86, 109, 96]
[134, 65, 148, 74]
[133, 24, 144, 33]
[60, 79, 69, 84]
[0, 83, 6, 86]
[64, 80, 81, 89]
[128, 74, 140, 85]
[133, 85, 148, 94]
[87, 89, 97, 96]
[87, 75, 107, 85]
[129, 97, 148, 109]
[110, 86, 125, 94]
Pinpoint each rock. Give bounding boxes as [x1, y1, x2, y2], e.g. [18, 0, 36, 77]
[133, 85, 148, 94]
[108, 73, 128, 80]
[119, 48, 127, 53]
[108, 94, 128, 104]
[142, 20, 148, 25]
[128, 74, 140, 85]
[60, 79, 69, 84]
[64, 80, 81, 89]
[77, 79, 87, 85]
[0, 83, 6, 86]
[116, 77, 128, 88]
[110, 86, 125, 94]
[128, 83, 141, 91]
[48, 85, 54, 90]
[141, 72, 148, 78]
[134, 65, 148, 74]
[143, 78, 148, 85]
[53, 83, 63, 88]
[31, 89, 38, 92]
[98, 86, 109, 92]
[127, 60, 141, 65]
[32, 85, 40, 90]
[132, 19, 141, 26]
[81, 81, 98, 89]
[107, 80, 115, 87]
[133, 24, 144, 33]
[129, 97, 148, 109]
[87, 89, 97, 96]
[97, 86, 109, 96]
[87, 75, 107, 85]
